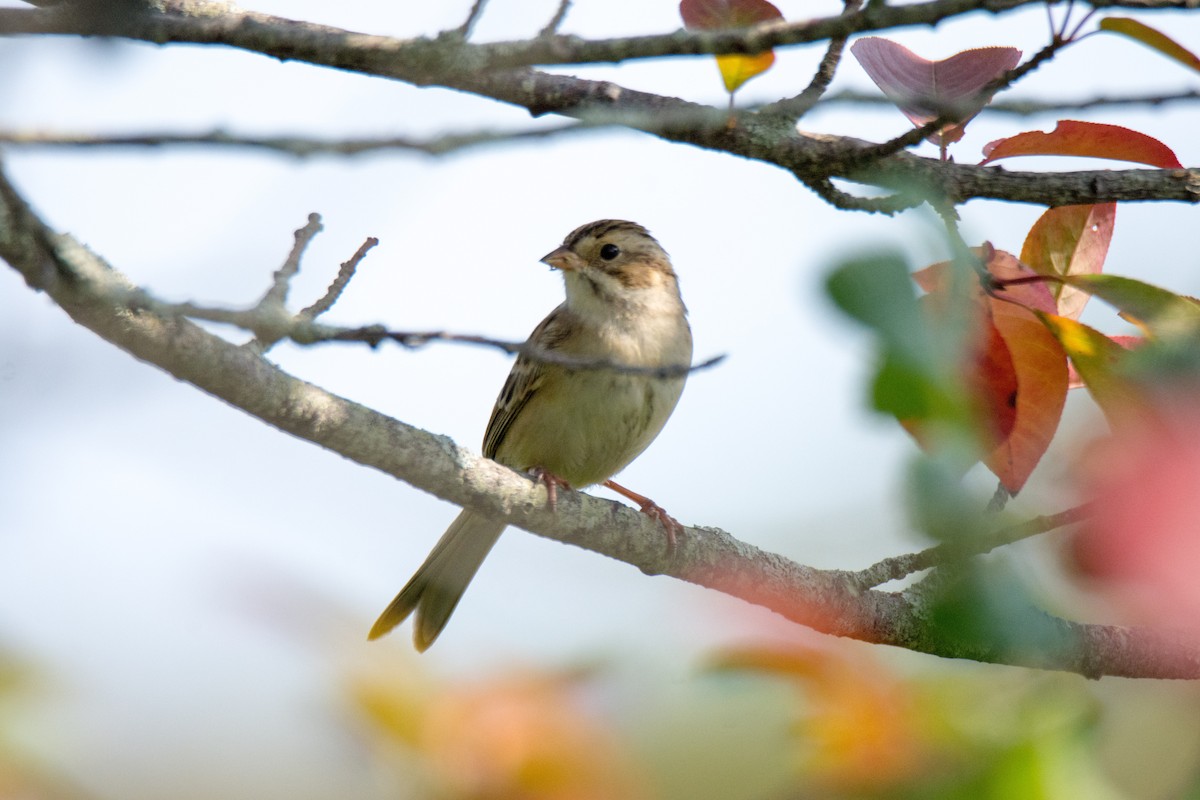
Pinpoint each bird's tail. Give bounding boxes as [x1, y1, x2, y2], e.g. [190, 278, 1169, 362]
[368, 510, 506, 651]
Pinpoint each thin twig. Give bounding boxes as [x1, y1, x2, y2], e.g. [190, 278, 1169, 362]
[806, 88, 1200, 116]
[538, 0, 572, 37]
[852, 503, 1095, 589]
[299, 236, 378, 322]
[456, 0, 489, 38]
[759, 0, 863, 119]
[806, 177, 922, 215]
[324, 326, 726, 378]
[259, 212, 322, 310]
[0, 125, 591, 158]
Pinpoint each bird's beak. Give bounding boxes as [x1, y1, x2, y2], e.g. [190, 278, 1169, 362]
[540, 246, 584, 271]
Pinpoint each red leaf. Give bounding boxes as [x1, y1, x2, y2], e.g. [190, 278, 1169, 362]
[973, 314, 1020, 452]
[680, 0, 783, 93]
[680, 0, 782, 28]
[1020, 204, 1116, 320]
[981, 120, 1182, 168]
[851, 38, 1021, 147]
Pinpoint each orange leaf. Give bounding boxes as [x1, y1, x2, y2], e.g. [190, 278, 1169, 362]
[851, 38, 1020, 147]
[913, 248, 1068, 492]
[1021, 204, 1116, 320]
[981, 120, 1182, 168]
[1100, 17, 1200, 74]
[984, 300, 1068, 493]
[680, 0, 783, 93]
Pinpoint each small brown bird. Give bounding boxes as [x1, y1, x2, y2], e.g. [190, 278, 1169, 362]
[368, 220, 693, 650]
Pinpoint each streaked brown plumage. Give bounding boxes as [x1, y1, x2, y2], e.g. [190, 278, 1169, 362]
[368, 220, 692, 650]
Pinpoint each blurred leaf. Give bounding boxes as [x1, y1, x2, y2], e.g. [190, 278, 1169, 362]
[351, 664, 647, 799]
[827, 253, 968, 429]
[981, 120, 1183, 168]
[907, 453, 990, 542]
[1070, 407, 1200, 641]
[1065, 335, 1140, 389]
[1062, 274, 1200, 339]
[680, 0, 783, 93]
[851, 38, 1021, 147]
[1037, 313, 1145, 428]
[1099, 17, 1200, 74]
[924, 561, 1073, 662]
[827, 253, 928, 350]
[1020, 204, 1116, 320]
[713, 641, 930, 794]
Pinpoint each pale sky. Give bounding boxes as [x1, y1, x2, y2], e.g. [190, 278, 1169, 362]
[2, 2, 1198, 797]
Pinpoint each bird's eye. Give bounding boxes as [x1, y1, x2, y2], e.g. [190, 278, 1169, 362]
[599, 243, 621, 260]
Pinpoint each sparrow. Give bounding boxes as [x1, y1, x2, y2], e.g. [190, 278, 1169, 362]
[369, 219, 693, 650]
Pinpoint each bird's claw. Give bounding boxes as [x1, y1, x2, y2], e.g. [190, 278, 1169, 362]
[529, 466, 573, 511]
[637, 500, 683, 555]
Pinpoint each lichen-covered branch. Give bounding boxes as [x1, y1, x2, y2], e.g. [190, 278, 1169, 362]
[3, 162, 1198, 679]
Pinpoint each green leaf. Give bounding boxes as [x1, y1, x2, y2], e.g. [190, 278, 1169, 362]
[827, 253, 974, 437]
[1063, 274, 1200, 339]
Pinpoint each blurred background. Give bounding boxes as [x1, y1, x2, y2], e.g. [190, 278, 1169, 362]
[3, 1, 1200, 797]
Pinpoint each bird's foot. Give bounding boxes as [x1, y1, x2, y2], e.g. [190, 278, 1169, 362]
[602, 479, 683, 554]
[529, 467, 573, 511]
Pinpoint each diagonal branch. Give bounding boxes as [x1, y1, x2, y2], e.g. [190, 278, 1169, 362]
[759, 0, 863, 120]
[854, 503, 1094, 589]
[2, 162, 1199, 679]
[1, 4, 1195, 209]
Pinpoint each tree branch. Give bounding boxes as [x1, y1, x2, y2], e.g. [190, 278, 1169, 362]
[815, 88, 1200, 115]
[2, 4, 1195, 209]
[2, 0, 1194, 69]
[854, 503, 1094, 589]
[3, 163, 1198, 679]
[0, 124, 592, 157]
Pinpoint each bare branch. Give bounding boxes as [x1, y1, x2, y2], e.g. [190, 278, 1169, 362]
[538, 0, 572, 37]
[2, 0, 1194, 71]
[1, 5, 1197, 209]
[322, 327, 726, 378]
[759, 0, 863, 119]
[0, 124, 592, 157]
[298, 236, 378, 322]
[2, 175, 1195, 678]
[853, 504, 1095, 589]
[455, 0, 488, 39]
[259, 212, 322, 310]
[814, 88, 1200, 116]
